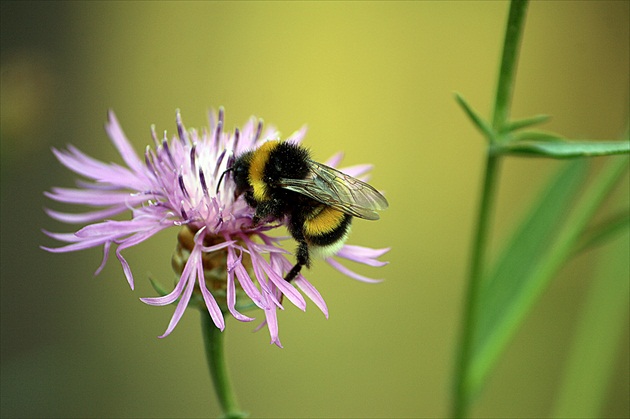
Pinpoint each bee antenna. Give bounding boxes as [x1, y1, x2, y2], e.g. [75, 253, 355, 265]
[216, 167, 234, 194]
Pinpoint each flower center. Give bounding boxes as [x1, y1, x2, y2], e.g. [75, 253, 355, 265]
[172, 225, 257, 313]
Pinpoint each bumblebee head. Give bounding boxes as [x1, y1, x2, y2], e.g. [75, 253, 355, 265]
[216, 151, 253, 197]
[232, 154, 252, 196]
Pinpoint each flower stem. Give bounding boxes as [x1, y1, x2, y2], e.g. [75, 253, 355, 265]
[201, 312, 247, 419]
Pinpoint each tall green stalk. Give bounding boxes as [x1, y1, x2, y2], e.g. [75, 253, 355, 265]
[452, 152, 501, 417]
[452, 1, 528, 417]
[491, 1, 529, 135]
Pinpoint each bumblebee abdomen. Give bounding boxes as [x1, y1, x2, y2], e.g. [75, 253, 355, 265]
[303, 207, 352, 259]
[304, 207, 352, 243]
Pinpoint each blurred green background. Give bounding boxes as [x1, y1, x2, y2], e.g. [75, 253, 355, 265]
[1, 1, 628, 418]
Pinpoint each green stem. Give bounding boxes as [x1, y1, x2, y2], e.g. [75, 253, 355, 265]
[453, 1, 529, 417]
[492, 0, 529, 135]
[201, 312, 246, 419]
[453, 152, 501, 417]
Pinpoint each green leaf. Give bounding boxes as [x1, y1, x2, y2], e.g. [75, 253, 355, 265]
[573, 210, 630, 255]
[553, 228, 629, 418]
[511, 130, 565, 142]
[505, 114, 551, 132]
[465, 160, 587, 398]
[502, 139, 630, 158]
[466, 156, 629, 399]
[454, 92, 494, 139]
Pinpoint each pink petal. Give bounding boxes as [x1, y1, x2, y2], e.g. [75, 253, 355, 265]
[42, 230, 89, 243]
[248, 242, 290, 254]
[226, 268, 254, 322]
[326, 258, 384, 283]
[141, 250, 198, 306]
[115, 248, 135, 289]
[294, 276, 328, 318]
[44, 206, 129, 224]
[262, 295, 283, 348]
[260, 260, 306, 311]
[336, 245, 391, 267]
[40, 236, 110, 253]
[247, 249, 281, 308]
[338, 244, 391, 260]
[52, 146, 146, 190]
[197, 251, 226, 330]
[76, 218, 165, 238]
[45, 188, 147, 207]
[116, 224, 170, 250]
[198, 240, 236, 253]
[225, 246, 255, 322]
[339, 164, 373, 178]
[233, 259, 266, 309]
[94, 241, 112, 276]
[324, 151, 344, 167]
[285, 124, 308, 144]
[157, 268, 196, 338]
[105, 110, 145, 176]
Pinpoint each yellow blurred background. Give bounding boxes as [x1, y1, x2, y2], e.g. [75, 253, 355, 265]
[1, 1, 628, 417]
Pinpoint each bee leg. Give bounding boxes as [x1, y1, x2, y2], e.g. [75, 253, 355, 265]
[285, 240, 310, 282]
[285, 265, 301, 283]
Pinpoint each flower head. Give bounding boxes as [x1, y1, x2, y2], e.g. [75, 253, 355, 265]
[44, 108, 389, 346]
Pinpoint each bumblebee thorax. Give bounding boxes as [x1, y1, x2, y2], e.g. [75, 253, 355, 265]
[248, 140, 311, 202]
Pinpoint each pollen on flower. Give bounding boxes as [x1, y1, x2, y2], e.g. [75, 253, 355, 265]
[43, 107, 390, 346]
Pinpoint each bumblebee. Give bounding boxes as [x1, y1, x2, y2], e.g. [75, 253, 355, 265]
[220, 140, 388, 282]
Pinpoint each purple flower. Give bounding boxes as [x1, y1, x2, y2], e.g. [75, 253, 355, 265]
[43, 108, 389, 347]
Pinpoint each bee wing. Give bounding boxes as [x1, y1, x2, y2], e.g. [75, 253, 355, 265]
[278, 160, 389, 220]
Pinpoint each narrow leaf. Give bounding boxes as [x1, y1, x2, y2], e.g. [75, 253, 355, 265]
[553, 229, 629, 418]
[505, 114, 551, 132]
[149, 276, 170, 297]
[454, 92, 494, 139]
[511, 130, 564, 142]
[503, 139, 630, 158]
[468, 156, 629, 399]
[573, 210, 630, 255]
[466, 160, 587, 398]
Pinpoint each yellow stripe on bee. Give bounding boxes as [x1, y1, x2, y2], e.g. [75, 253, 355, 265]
[304, 207, 346, 236]
[249, 140, 280, 202]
